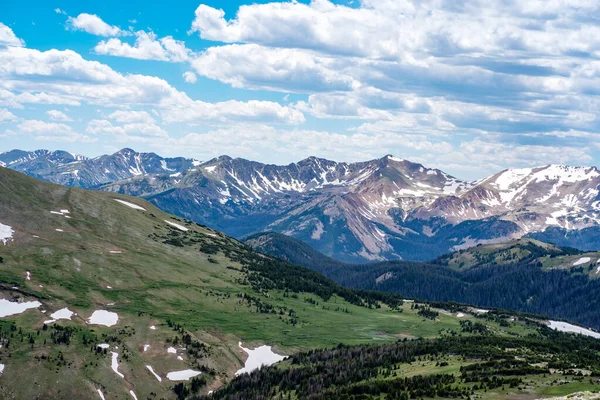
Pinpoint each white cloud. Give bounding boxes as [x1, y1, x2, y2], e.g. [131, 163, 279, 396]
[190, 1, 600, 59]
[0, 23, 25, 47]
[16, 119, 95, 142]
[94, 31, 191, 62]
[182, 71, 197, 83]
[46, 109, 72, 121]
[0, 46, 304, 124]
[86, 119, 166, 137]
[67, 13, 125, 37]
[191, 44, 356, 93]
[54, 8, 67, 15]
[108, 110, 155, 124]
[0, 108, 16, 122]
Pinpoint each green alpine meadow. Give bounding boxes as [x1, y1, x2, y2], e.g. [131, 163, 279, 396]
[1, 163, 600, 399]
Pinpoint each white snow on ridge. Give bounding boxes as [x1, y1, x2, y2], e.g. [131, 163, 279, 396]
[164, 220, 189, 231]
[548, 320, 600, 339]
[235, 342, 287, 376]
[0, 222, 14, 245]
[166, 369, 202, 381]
[114, 199, 146, 211]
[573, 257, 591, 266]
[110, 352, 124, 378]
[129, 390, 138, 400]
[88, 310, 119, 327]
[146, 365, 162, 382]
[97, 389, 106, 400]
[44, 307, 74, 324]
[0, 299, 41, 317]
[492, 168, 533, 190]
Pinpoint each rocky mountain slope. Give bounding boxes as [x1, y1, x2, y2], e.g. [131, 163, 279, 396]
[3, 149, 600, 262]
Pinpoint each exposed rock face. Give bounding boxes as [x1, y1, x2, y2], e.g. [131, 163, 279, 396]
[3, 149, 599, 262]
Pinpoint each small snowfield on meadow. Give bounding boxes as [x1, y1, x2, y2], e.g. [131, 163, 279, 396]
[44, 307, 74, 324]
[573, 257, 592, 266]
[114, 199, 146, 211]
[548, 320, 600, 339]
[164, 220, 189, 231]
[0, 222, 14, 245]
[235, 342, 287, 376]
[0, 299, 41, 318]
[88, 310, 119, 327]
[166, 369, 202, 381]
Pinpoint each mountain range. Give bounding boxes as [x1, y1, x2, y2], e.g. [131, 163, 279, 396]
[1, 165, 576, 399]
[2, 148, 599, 262]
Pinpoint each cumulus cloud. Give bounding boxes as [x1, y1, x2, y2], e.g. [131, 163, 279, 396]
[67, 13, 126, 37]
[191, 44, 357, 93]
[185, 0, 600, 157]
[0, 45, 304, 124]
[86, 119, 166, 137]
[95, 31, 191, 62]
[0, 23, 25, 47]
[108, 110, 155, 124]
[0, 108, 17, 122]
[183, 71, 197, 83]
[16, 119, 95, 142]
[46, 110, 72, 121]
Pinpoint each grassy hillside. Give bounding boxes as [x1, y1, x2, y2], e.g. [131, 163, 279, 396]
[246, 232, 600, 331]
[206, 327, 600, 400]
[0, 167, 548, 399]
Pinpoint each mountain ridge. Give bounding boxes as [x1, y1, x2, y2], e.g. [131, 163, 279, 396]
[3, 148, 599, 262]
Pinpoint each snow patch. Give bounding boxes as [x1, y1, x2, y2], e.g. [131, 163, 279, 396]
[167, 346, 177, 354]
[97, 343, 110, 349]
[573, 257, 591, 266]
[88, 310, 119, 327]
[150, 325, 157, 330]
[548, 320, 600, 339]
[0, 223, 14, 245]
[143, 344, 150, 352]
[146, 365, 162, 382]
[26, 271, 30, 281]
[166, 369, 202, 381]
[111, 352, 124, 378]
[129, 390, 138, 400]
[164, 220, 189, 231]
[44, 307, 74, 324]
[0, 299, 41, 317]
[97, 389, 106, 400]
[114, 199, 146, 211]
[235, 342, 287, 376]
[456, 312, 465, 318]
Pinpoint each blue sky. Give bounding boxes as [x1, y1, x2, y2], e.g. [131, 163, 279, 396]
[1, 0, 599, 180]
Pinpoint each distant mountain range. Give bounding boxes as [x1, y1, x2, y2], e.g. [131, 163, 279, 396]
[2, 148, 600, 262]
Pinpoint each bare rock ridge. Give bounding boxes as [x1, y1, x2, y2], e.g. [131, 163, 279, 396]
[2, 149, 599, 262]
